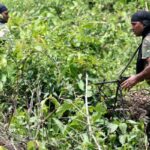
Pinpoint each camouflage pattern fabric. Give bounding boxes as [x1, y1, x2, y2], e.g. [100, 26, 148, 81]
[141, 34, 150, 84]
[142, 35, 150, 59]
[0, 22, 10, 41]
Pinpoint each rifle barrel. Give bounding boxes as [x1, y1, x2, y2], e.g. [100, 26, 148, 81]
[95, 80, 119, 84]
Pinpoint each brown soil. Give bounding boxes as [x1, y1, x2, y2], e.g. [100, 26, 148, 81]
[125, 89, 150, 121]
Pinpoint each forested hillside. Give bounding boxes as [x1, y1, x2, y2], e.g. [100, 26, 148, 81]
[0, 0, 150, 149]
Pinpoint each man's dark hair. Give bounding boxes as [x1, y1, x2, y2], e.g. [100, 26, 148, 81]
[0, 3, 8, 14]
[131, 10, 150, 27]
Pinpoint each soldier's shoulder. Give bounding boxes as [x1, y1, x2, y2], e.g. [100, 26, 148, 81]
[0, 23, 10, 38]
[144, 34, 150, 41]
[143, 34, 150, 45]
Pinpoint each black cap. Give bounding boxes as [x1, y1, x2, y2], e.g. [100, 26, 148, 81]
[131, 10, 150, 22]
[0, 3, 8, 13]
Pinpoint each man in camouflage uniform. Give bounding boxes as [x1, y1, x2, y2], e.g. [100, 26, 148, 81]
[121, 11, 150, 90]
[0, 3, 9, 44]
[121, 10, 150, 144]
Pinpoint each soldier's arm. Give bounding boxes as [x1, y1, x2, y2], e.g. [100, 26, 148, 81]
[135, 57, 150, 81]
[121, 36, 150, 90]
[121, 58, 150, 90]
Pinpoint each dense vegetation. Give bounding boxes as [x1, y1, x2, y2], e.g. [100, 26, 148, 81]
[0, 0, 150, 149]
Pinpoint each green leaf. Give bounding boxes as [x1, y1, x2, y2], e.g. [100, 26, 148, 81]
[35, 45, 42, 51]
[119, 123, 127, 134]
[108, 123, 118, 133]
[53, 118, 66, 134]
[78, 80, 84, 91]
[119, 135, 127, 145]
[1, 74, 6, 83]
[40, 99, 48, 114]
[56, 100, 73, 117]
[128, 134, 137, 142]
[0, 81, 3, 91]
[82, 133, 89, 143]
[87, 91, 93, 97]
[127, 120, 138, 125]
[50, 96, 60, 109]
[27, 141, 36, 150]
[0, 57, 7, 69]
[95, 102, 107, 115]
[92, 102, 107, 121]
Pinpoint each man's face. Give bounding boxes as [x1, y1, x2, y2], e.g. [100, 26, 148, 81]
[1, 10, 9, 23]
[131, 21, 144, 36]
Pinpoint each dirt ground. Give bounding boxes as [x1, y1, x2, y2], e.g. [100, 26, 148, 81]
[125, 89, 150, 121]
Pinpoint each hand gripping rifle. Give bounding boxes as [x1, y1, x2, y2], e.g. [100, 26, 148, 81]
[95, 46, 140, 118]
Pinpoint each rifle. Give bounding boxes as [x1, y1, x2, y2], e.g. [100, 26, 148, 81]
[95, 76, 129, 85]
[94, 44, 141, 118]
[95, 76, 129, 118]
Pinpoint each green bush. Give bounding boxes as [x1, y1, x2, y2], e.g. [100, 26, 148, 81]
[0, 0, 149, 149]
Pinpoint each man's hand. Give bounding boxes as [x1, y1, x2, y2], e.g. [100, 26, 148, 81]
[121, 75, 139, 90]
[121, 58, 150, 90]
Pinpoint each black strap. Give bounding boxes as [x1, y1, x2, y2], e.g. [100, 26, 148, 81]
[119, 44, 141, 78]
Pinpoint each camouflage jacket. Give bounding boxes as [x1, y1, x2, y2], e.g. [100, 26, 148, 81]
[136, 33, 150, 74]
[142, 34, 150, 59]
[141, 34, 150, 83]
[0, 22, 10, 42]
